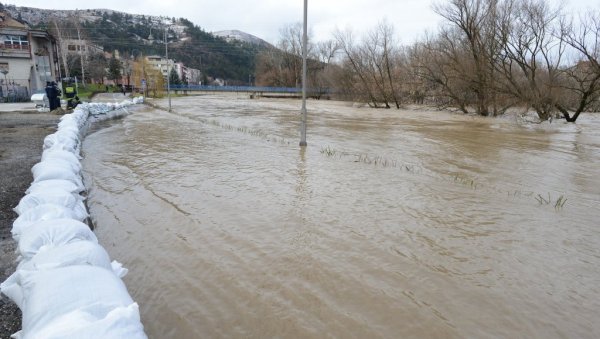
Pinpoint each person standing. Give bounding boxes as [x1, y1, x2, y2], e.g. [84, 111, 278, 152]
[53, 82, 62, 110]
[45, 82, 57, 110]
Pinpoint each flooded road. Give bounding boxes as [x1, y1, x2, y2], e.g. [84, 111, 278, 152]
[81, 94, 600, 338]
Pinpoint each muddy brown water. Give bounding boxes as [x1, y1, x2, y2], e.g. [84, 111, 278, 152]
[81, 94, 600, 338]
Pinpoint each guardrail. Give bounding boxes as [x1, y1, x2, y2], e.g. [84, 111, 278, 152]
[168, 85, 332, 95]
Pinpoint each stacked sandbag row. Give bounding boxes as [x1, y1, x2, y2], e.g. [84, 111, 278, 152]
[1, 98, 147, 339]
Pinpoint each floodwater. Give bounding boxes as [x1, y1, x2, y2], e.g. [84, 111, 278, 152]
[81, 94, 600, 338]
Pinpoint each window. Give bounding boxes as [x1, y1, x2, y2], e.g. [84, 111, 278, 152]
[3, 35, 28, 49]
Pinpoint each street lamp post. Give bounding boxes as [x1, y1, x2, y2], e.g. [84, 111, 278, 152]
[299, 0, 308, 147]
[165, 24, 172, 112]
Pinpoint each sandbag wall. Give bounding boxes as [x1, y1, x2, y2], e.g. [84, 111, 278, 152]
[1, 97, 148, 339]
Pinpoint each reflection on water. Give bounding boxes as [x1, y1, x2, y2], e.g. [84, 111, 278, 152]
[82, 94, 600, 338]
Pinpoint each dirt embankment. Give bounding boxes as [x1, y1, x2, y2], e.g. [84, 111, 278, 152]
[0, 110, 59, 338]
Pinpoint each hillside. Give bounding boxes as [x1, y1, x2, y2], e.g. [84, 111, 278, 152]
[3, 4, 267, 83]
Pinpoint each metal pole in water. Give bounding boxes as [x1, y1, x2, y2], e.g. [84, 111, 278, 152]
[299, 0, 308, 147]
[165, 24, 172, 112]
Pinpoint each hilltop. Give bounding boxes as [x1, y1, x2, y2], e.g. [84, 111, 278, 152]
[214, 30, 273, 49]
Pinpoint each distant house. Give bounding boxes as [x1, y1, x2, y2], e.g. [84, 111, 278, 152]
[145, 55, 174, 79]
[0, 11, 59, 101]
[181, 65, 202, 85]
[62, 38, 104, 56]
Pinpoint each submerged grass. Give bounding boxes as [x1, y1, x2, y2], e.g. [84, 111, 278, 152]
[201, 118, 291, 145]
[319, 146, 569, 210]
[535, 193, 568, 210]
[319, 146, 422, 173]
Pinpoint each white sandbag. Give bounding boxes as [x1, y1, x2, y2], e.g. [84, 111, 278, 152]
[25, 303, 146, 339]
[19, 265, 137, 337]
[43, 131, 80, 152]
[31, 161, 83, 188]
[43, 130, 79, 148]
[26, 179, 84, 195]
[11, 204, 84, 241]
[17, 240, 111, 273]
[57, 118, 80, 131]
[1, 272, 24, 309]
[37, 157, 81, 173]
[18, 219, 96, 260]
[14, 189, 85, 216]
[60, 113, 87, 129]
[2, 254, 127, 312]
[41, 148, 82, 165]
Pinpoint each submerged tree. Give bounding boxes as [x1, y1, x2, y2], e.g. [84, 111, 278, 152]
[494, 0, 565, 121]
[432, 0, 505, 116]
[554, 11, 600, 122]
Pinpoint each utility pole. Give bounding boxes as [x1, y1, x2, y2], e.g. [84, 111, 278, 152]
[299, 0, 308, 147]
[53, 21, 69, 78]
[74, 14, 86, 86]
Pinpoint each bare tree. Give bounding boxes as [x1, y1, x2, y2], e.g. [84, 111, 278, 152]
[416, 30, 475, 113]
[433, 0, 502, 116]
[86, 52, 107, 83]
[255, 23, 316, 88]
[554, 11, 600, 122]
[360, 21, 402, 108]
[378, 22, 402, 108]
[310, 39, 340, 98]
[278, 23, 309, 87]
[494, 0, 564, 121]
[334, 28, 381, 107]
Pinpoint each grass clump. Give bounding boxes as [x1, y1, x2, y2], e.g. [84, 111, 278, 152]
[535, 193, 568, 210]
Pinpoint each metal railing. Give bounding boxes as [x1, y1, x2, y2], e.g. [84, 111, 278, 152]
[168, 85, 331, 95]
[0, 44, 31, 57]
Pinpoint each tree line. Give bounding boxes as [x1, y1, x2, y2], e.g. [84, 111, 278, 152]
[256, 0, 600, 122]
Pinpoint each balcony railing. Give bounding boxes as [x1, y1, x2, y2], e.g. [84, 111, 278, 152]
[0, 44, 31, 57]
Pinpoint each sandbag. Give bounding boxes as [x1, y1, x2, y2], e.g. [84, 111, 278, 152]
[22, 303, 146, 339]
[17, 219, 96, 260]
[12, 204, 85, 241]
[31, 161, 84, 188]
[5, 242, 127, 310]
[60, 113, 87, 130]
[1, 273, 23, 309]
[17, 266, 140, 337]
[41, 148, 82, 165]
[26, 179, 84, 195]
[17, 240, 112, 273]
[14, 189, 85, 216]
[36, 157, 82, 173]
[43, 130, 80, 152]
[56, 119, 80, 133]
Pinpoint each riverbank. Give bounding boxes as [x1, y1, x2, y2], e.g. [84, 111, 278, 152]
[0, 107, 59, 339]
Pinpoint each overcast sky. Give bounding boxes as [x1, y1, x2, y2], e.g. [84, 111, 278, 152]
[10, 0, 599, 44]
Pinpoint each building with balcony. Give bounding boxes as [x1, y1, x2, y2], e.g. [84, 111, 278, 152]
[181, 64, 202, 85]
[0, 11, 59, 101]
[145, 55, 174, 78]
